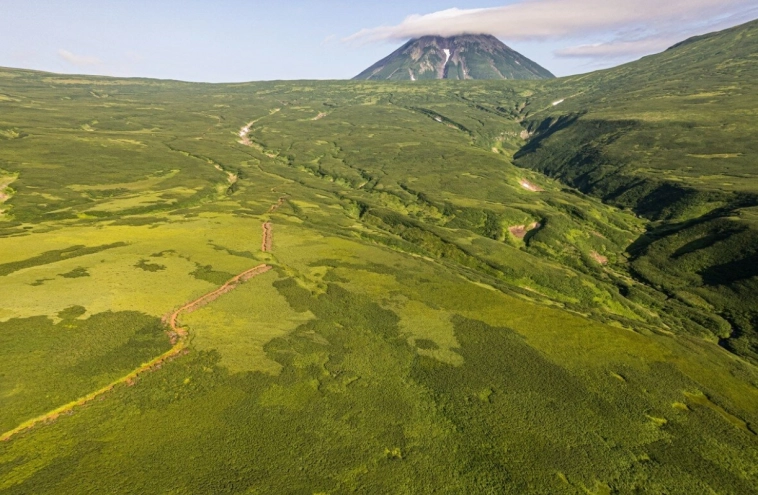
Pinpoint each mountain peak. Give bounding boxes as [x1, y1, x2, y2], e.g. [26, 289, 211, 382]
[354, 34, 554, 81]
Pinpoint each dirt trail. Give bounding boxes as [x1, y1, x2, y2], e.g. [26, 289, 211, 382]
[238, 108, 281, 147]
[268, 196, 286, 213]
[261, 222, 273, 252]
[1, 218, 278, 442]
[170, 264, 272, 331]
[213, 164, 237, 185]
[238, 122, 254, 146]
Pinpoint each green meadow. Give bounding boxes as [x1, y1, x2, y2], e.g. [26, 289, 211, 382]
[0, 20, 757, 494]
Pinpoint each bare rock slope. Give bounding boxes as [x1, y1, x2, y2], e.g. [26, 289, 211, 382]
[354, 34, 555, 81]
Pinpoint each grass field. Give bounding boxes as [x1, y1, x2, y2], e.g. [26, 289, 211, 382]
[0, 20, 757, 494]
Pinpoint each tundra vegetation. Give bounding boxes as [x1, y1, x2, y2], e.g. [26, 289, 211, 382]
[0, 20, 757, 494]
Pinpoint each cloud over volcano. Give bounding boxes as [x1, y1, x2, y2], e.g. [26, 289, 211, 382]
[346, 0, 758, 60]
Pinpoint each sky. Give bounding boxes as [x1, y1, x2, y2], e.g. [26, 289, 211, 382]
[0, 0, 756, 82]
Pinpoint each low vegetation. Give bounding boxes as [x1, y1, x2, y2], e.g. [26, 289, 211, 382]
[515, 19, 758, 360]
[0, 20, 756, 493]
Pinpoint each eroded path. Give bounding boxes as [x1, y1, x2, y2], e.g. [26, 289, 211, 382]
[238, 122, 254, 146]
[238, 108, 281, 147]
[1, 219, 276, 442]
[268, 196, 286, 213]
[261, 222, 273, 252]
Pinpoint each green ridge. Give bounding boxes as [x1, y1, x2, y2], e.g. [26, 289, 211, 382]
[0, 19, 757, 494]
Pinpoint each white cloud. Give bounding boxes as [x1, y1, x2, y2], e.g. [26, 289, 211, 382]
[345, 0, 758, 61]
[555, 38, 677, 59]
[347, 0, 756, 42]
[57, 49, 101, 67]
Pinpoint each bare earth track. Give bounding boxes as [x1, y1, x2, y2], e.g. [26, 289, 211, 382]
[268, 196, 286, 213]
[238, 122, 254, 146]
[1, 219, 276, 442]
[261, 222, 273, 252]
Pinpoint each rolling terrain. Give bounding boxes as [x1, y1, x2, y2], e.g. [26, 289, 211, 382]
[514, 19, 758, 361]
[0, 20, 757, 494]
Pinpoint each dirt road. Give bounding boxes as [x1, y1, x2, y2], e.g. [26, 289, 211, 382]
[1, 220, 276, 442]
[261, 222, 273, 252]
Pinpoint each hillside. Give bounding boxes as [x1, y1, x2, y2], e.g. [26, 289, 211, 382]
[354, 34, 555, 80]
[514, 19, 758, 361]
[0, 22, 757, 494]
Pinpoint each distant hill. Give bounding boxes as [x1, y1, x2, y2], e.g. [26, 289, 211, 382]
[354, 34, 555, 81]
[514, 19, 758, 360]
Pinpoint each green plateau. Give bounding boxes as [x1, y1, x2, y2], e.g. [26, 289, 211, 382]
[0, 19, 757, 494]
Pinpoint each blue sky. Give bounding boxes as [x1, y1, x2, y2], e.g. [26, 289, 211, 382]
[1, 0, 756, 82]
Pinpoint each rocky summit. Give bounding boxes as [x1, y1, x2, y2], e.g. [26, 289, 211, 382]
[354, 34, 555, 81]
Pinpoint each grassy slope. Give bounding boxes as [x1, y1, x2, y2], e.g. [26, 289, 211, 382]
[514, 19, 758, 361]
[0, 42, 756, 494]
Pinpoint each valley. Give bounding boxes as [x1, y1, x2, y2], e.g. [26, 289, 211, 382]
[0, 20, 757, 494]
